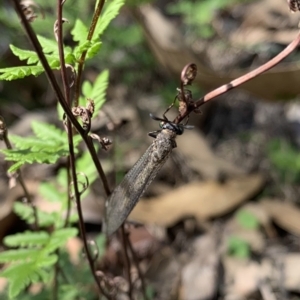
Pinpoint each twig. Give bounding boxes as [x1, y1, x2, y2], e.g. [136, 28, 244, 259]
[55, 1, 110, 298]
[0, 116, 39, 230]
[56, 0, 72, 231]
[11, 0, 111, 197]
[74, 0, 105, 106]
[120, 226, 133, 299]
[174, 31, 300, 124]
[126, 233, 149, 300]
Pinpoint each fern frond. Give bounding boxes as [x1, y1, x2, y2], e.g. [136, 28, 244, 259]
[73, 40, 92, 60]
[13, 202, 58, 228]
[0, 121, 81, 172]
[37, 35, 59, 54]
[1, 148, 67, 173]
[0, 66, 44, 80]
[86, 41, 102, 59]
[0, 249, 39, 263]
[94, 0, 125, 37]
[90, 69, 109, 114]
[70, 19, 89, 44]
[1, 262, 51, 299]
[8, 136, 61, 151]
[36, 254, 58, 268]
[46, 228, 78, 252]
[80, 69, 109, 115]
[0, 228, 76, 298]
[10, 45, 39, 64]
[31, 122, 68, 143]
[4, 231, 49, 248]
[70, 0, 123, 61]
[39, 182, 66, 203]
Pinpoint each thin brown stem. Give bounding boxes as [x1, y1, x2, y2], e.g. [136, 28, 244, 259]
[120, 226, 133, 299]
[126, 234, 149, 300]
[0, 116, 39, 230]
[10, 0, 111, 197]
[55, 1, 110, 298]
[174, 31, 300, 124]
[74, 0, 105, 106]
[56, 0, 72, 230]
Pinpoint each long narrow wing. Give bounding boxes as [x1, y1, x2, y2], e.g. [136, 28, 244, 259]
[103, 130, 175, 236]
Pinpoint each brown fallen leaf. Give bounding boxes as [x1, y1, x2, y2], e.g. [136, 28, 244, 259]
[146, 247, 181, 300]
[280, 254, 300, 291]
[224, 257, 273, 297]
[224, 254, 300, 297]
[180, 234, 220, 300]
[129, 174, 264, 227]
[220, 0, 300, 46]
[261, 198, 300, 236]
[131, 4, 300, 100]
[177, 130, 245, 180]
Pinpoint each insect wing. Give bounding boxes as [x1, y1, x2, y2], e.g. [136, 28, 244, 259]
[103, 131, 175, 236]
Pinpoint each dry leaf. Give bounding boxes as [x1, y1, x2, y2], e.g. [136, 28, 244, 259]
[180, 234, 220, 300]
[281, 254, 300, 291]
[177, 130, 245, 180]
[261, 198, 300, 236]
[130, 174, 264, 227]
[224, 257, 273, 297]
[131, 4, 300, 100]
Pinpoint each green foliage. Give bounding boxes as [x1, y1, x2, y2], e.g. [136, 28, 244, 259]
[0, 122, 81, 172]
[0, 229, 77, 298]
[94, 0, 125, 38]
[168, 0, 241, 38]
[14, 202, 59, 228]
[268, 138, 300, 183]
[0, 37, 74, 80]
[0, 0, 125, 298]
[227, 236, 250, 259]
[0, 0, 124, 81]
[236, 210, 259, 230]
[80, 69, 109, 113]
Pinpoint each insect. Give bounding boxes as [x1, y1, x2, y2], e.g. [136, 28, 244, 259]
[103, 114, 193, 236]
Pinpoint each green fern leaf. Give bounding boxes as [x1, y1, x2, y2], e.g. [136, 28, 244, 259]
[0, 249, 39, 263]
[86, 41, 102, 59]
[4, 231, 49, 248]
[36, 254, 58, 267]
[73, 40, 92, 60]
[0, 66, 44, 80]
[58, 285, 80, 300]
[2, 148, 66, 173]
[39, 182, 66, 203]
[13, 202, 59, 228]
[94, 0, 125, 37]
[82, 80, 92, 97]
[10, 45, 39, 64]
[8, 136, 60, 151]
[91, 69, 109, 113]
[46, 228, 78, 252]
[6, 161, 24, 173]
[2, 262, 36, 298]
[37, 35, 59, 54]
[71, 19, 89, 44]
[1, 262, 51, 299]
[31, 121, 67, 143]
[0, 121, 81, 172]
[80, 69, 109, 115]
